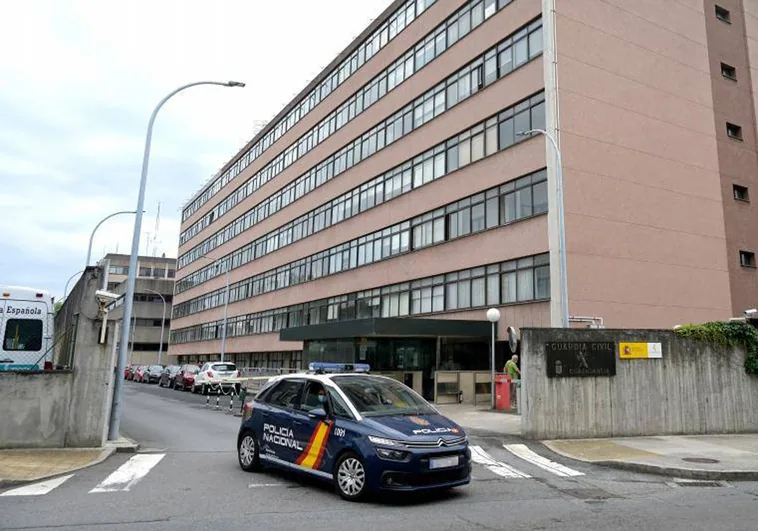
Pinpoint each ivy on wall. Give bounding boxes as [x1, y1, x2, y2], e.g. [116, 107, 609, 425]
[674, 321, 758, 375]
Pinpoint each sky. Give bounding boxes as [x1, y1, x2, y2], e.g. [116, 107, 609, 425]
[0, 0, 390, 301]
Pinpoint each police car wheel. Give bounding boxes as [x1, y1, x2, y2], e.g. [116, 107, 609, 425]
[334, 452, 367, 501]
[238, 432, 261, 472]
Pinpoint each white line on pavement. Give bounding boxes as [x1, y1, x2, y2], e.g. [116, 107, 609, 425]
[469, 445, 531, 479]
[0, 474, 75, 497]
[248, 483, 285, 488]
[89, 453, 165, 493]
[504, 444, 585, 477]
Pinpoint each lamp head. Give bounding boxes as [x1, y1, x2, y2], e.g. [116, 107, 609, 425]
[227, 81, 246, 87]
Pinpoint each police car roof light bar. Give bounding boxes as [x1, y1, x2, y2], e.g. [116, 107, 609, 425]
[308, 362, 371, 374]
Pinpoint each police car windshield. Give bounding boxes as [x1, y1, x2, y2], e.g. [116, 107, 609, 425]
[332, 376, 435, 417]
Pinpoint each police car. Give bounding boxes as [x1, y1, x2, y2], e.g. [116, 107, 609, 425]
[237, 363, 471, 501]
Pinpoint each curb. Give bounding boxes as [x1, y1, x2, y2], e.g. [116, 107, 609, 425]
[541, 441, 758, 481]
[109, 436, 141, 454]
[0, 446, 116, 489]
[592, 460, 758, 481]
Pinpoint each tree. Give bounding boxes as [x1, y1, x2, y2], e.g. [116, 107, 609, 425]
[54, 301, 63, 314]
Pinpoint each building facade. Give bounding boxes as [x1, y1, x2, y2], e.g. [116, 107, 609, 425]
[99, 253, 176, 366]
[169, 0, 758, 375]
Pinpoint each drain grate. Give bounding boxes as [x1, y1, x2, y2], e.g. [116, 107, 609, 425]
[682, 457, 720, 464]
[670, 479, 729, 488]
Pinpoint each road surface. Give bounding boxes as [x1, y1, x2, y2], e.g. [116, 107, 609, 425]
[2, 381, 758, 530]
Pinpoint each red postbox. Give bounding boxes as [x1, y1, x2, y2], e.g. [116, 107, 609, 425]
[494, 374, 511, 410]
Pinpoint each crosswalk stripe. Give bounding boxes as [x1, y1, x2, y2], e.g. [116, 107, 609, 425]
[504, 444, 585, 477]
[0, 474, 75, 497]
[469, 445, 531, 479]
[89, 453, 165, 493]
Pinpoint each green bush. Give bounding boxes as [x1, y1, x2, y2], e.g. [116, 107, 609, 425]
[674, 321, 758, 375]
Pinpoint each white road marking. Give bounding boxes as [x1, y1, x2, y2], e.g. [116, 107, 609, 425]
[89, 454, 165, 493]
[248, 483, 285, 488]
[504, 444, 585, 477]
[469, 445, 531, 479]
[0, 474, 75, 496]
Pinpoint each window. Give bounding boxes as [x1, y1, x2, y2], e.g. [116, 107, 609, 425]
[264, 379, 304, 409]
[3, 319, 43, 351]
[715, 5, 731, 23]
[733, 184, 749, 202]
[328, 389, 354, 418]
[726, 122, 743, 140]
[139, 267, 152, 277]
[740, 251, 756, 268]
[299, 381, 326, 412]
[721, 62, 736, 80]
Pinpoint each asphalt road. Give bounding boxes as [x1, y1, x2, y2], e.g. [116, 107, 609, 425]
[2, 381, 758, 530]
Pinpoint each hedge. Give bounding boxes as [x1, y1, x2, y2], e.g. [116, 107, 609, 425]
[674, 321, 758, 375]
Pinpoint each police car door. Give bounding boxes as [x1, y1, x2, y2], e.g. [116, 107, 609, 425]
[257, 379, 305, 464]
[290, 381, 334, 474]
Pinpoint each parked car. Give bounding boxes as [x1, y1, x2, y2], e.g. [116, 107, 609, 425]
[174, 364, 200, 391]
[144, 364, 165, 383]
[159, 365, 181, 388]
[133, 365, 148, 382]
[192, 362, 241, 394]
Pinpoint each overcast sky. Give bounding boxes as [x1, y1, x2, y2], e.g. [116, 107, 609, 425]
[0, 0, 389, 301]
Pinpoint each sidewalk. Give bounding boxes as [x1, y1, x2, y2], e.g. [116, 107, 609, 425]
[0, 438, 139, 488]
[435, 403, 521, 437]
[544, 434, 758, 481]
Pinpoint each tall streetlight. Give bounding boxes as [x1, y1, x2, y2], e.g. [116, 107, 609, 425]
[145, 288, 166, 366]
[63, 270, 85, 301]
[85, 211, 140, 268]
[486, 308, 501, 410]
[198, 254, 230, 363]
[517, 128, 569, 328]
[109, 80, 245, 442]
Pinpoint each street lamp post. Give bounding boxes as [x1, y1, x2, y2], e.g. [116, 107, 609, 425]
[108, 80, 245, 442]
[517, 129, 569, 328]
[145, 288, 166, 366]
[198, 255, 231, 363]
[63, 270, 85, 301]
[85, 211, 139, 268]
[486, 308, 501, 410]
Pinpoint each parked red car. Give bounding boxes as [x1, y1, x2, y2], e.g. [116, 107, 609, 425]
[133, 365, 148, 383]
[173, 364, 200, 391]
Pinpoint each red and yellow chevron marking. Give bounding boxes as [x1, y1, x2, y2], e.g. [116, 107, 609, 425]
[296, 421, 332, 470]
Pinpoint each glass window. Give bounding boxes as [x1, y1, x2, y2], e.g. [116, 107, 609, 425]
[471, 202, 486, 232]
[264, 379, 304, 409]
[516, 187, 533, 218]
[514, 110, 530, 139]
[3, 319, 43, 351]
[471, 133, 485, 162]
[515, 38, 528, 66]
[487, 273, 499, 305]
[529, 26, 544, 58]
[486, 197, 499, 228]
[533, 181, 548, 213]
[446, 282, 458, 310]
[499, 117, 514, 149]
[328, 389, 354, 418]
[471, 277, 485, 307]
[299, 381, 327, 412]
[333, 375, 435, 416]
[458, 279, 471, 308]
[531, 101, 546, 130]
[535, 265, 550, 299]
[517, 268, 534, 301]
[502, 272, 517, 303]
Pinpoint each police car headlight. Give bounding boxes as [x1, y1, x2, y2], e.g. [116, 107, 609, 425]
[376, 447, 409, 461]
[368, 435, 402, 447]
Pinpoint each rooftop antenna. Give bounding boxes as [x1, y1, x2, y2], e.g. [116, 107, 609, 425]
[152, 201, 161, 257]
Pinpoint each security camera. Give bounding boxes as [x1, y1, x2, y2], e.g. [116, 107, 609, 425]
[95, 290, 121, 303]
[745, 308, 758, 317]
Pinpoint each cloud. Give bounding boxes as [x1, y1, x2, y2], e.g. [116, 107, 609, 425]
[0, 0, 389, 301]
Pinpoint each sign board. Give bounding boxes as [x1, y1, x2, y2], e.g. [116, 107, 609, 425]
[545, 342, 616, 378]
[619, 342, 662, 359]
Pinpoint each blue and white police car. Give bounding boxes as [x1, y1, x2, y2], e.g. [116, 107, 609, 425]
[237, 363, 471, 501]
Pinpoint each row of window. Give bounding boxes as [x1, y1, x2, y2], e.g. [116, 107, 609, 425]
[177, 17, 544, 269]
[181, 0, 436, 222]
[170, 253, 550, 344]
[180, 0, 520, 245]
[173, 169, 548, 318]
[175, 90, 547, 294]
[174, 352, 303, 370]
[108, 265, 176, 279]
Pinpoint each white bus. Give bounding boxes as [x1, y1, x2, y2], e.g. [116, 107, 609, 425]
[0, 286, 55, 371]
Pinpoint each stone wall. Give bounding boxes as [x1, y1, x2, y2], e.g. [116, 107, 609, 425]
[521, 328, 758, 439]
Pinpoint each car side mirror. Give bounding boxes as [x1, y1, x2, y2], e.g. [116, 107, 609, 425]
[308, 407, 327, 420]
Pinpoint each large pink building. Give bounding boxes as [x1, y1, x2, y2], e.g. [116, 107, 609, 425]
[169, 0, 757, 390]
